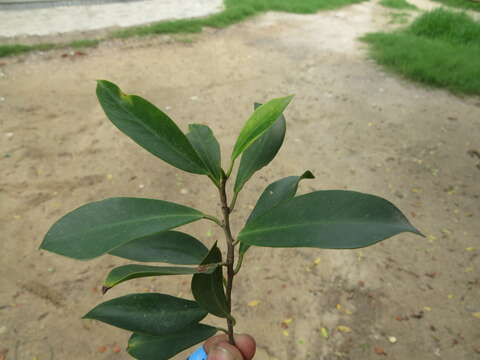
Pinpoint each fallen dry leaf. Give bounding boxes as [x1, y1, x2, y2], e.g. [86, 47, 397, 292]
[374, 347, 387, 356]
[337, 325, 352, 333]
[248, 300, 260, 307]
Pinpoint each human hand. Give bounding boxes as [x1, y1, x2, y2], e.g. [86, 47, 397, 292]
[204, 334, 256, 360]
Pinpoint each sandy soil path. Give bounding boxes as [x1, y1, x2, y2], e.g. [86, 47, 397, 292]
[1, 2, 479, 359]
[0, 0, 223, 37]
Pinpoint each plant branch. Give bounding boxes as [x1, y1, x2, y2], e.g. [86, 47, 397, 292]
[218, 175, 236, 345]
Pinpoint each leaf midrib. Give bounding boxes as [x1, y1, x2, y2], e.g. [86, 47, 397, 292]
[105, 87, 203, 172]
[51, 213, 202, 242]
[188, 128, 220, 179]
[240, 219, 409, 238]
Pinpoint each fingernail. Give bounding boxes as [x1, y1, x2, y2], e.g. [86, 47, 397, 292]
[209, 345, 237, 360]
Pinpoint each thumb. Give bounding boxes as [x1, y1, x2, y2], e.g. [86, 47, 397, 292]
[208, 342, 244, 360]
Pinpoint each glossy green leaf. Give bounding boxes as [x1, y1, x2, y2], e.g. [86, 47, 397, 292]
[231, 95, 293, 161]
[83, 293, 207, 336]
[128, 324, 217, 360]
[191, 244, 229, 318]
[234, 103, 287, 193]
[96, 80, 206, 174]
[109, 231, 208, 265]
[40, 198, 204, 260]
[240, 171, 314, 255]
[239, 190, 423, 249]
[186, 124, 222, 185]
[103, 264, 218, 293]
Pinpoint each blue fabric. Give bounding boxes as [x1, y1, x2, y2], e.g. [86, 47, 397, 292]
[187, 346, 208, 360]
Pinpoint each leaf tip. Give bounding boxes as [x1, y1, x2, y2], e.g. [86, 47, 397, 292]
[302, 170, 315, 179]
[81, 311, 93, 320]
[95, 79, 109, 88]
[412, 226, 425, 238]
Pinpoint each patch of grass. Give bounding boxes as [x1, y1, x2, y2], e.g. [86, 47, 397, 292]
[380, 0, 417, 10]
[431, 0, 480, 12]
[0, 40, 99, 57]
[388, 11, 412, 23]
[362, 8, 480, 94]
[0, 43, 56, 57]
[112, 0, 366, 38]
[67, 39, 100, 49]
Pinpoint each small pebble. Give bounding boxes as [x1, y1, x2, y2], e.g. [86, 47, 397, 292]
[138, 184, 145, 189]
[180, 188, 189, 195]
[388, 336, 397, 344]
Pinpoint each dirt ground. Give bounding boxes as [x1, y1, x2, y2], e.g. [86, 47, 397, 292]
[1, 1, 480, 359]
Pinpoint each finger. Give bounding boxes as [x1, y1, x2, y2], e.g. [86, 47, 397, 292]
[204, 334, 229, 352]
[205, 334, 256, 360]
[232, 334, 256, 360]
[208, 342, 243, 360]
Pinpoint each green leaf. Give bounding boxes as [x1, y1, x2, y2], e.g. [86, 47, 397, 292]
[231, 95, 293, 162]
[83, 293, 207, 336]
[186, 124, 222, 185]
[109, 231, 208, 265]
[234, 103, 287, 193]
[103, 264, 218, 293]
[128, 324, 217, 360]
[191, 243, 229, 318]
[96, 80, 206, 174]
[239, 190, 423, 249]
[240, 171, 314, 255]
[40, 198, 204, 260]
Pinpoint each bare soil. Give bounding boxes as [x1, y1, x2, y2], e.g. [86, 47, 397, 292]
[1, 2, 479, 359]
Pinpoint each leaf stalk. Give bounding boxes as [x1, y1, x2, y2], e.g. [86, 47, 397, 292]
[203, 214, 223, 226]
